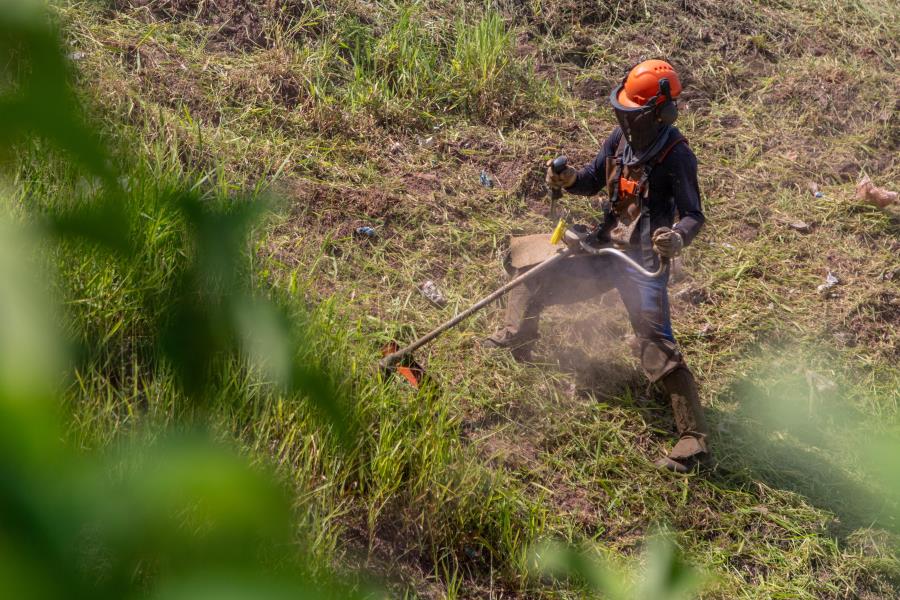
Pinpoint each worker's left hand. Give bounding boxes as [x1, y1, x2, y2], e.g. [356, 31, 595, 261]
[652, 227, 684, 258]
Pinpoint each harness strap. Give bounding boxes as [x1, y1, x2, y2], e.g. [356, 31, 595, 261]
[653, 136, 687, 166]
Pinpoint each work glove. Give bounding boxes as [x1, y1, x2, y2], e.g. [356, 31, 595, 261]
[545, 160, 577, 189]
[652, 227, 684, 258]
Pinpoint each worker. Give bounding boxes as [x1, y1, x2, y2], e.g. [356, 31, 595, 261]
[483, 60, 709, 473]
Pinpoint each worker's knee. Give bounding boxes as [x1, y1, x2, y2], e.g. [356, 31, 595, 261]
[629, 336, 686, 382]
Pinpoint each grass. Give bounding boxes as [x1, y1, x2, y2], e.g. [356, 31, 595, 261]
[8, 0, 900, 597]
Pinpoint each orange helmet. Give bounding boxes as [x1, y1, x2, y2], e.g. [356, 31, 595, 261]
[615, 59, 682, 108]
[610, 60, 682, 154]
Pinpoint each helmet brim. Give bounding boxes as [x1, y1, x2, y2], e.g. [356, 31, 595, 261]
[614, 84, 643, 108]
[611, 83, 644, 110]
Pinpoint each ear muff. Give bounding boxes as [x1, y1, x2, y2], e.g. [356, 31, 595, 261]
[656, 77, 678, 125]
[658, 101, 678, 125]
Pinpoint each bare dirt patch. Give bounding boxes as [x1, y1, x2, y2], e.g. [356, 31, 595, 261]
[279, 180, 402, 233]
[114, 0, 313, 50]
[842, 291, 900, 357]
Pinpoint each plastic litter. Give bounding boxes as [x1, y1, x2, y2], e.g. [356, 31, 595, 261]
[806, 182, 824, 198]
[856, 176, 898, 208]
[354, 226, 376, 238]
[816, 272, 840, 296]
[418, 280, 447, 308]
[788, 220, 812, 233]
[68, 51, 86, 61]
[479, 169, 494, 188]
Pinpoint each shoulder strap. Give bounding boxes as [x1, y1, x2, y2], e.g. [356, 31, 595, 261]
[615, 135, 627, 160]
[638, 135, 686, 198]
[653, 135, 688, 166]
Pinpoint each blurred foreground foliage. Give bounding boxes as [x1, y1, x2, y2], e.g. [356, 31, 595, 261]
[2, 1, 899, 598]
[1, 2, 363, 598]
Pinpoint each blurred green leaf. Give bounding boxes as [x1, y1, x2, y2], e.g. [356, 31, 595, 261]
[44, 198, 133, 255]
[0, 4, 366, 599]
[530, 532, 706, 600]
[635, 535, 706, 600]
[0, 0, 114, 186]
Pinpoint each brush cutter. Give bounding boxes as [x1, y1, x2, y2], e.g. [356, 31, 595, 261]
[379, 231, 669, 387]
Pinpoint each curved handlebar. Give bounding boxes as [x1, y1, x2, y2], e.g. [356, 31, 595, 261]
[578, 242, 669, 278]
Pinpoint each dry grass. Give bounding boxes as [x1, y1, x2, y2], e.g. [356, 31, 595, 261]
[52, 0, 900, 596]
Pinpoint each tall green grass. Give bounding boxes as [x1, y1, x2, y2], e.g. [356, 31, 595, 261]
[0, 3, 558, 596]
[335, 8, 545, 126]
[8, 0, 900, 597]
[16, 142, 554, 592]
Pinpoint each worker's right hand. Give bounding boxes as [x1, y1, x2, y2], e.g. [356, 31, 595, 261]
[545, 160, 577, 189]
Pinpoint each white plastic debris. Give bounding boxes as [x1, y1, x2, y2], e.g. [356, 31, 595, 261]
[816, 272, 840, 295]
[419, 280, 447, 308]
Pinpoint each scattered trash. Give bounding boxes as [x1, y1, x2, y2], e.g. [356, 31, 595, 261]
[354, 226, 376, 238]
[814, 191, 824, 198]
[788, 220, 812, 233]
[479, 169, 494, 188]
[856, 176, 898, 208]
[418, 280, 447, 308]
[68, 51, 86, 61]
[816, 271, 840, 296]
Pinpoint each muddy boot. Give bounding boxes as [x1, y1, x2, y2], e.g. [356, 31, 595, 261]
[480, 334, 536, 362]
[654, 366, 710, 473]
[482, 278, 541, 361]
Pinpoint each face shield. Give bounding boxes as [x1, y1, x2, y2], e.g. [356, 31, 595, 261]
[609, 83, 665, 153]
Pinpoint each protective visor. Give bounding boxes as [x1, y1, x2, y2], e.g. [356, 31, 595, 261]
[609, 83, 665, 152]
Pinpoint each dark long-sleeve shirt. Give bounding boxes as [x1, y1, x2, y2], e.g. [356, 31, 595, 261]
[565, 127, 705, 247]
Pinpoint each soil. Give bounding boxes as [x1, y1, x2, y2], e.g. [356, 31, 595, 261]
[115, 0, 313, 50]
[842, 291, 900, 357]
[279, 179, 402, 234]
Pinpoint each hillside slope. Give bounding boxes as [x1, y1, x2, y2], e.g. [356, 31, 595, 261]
[53, 0, 900, 597]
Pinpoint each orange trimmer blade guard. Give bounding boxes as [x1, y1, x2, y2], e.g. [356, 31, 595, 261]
[380, 341, 426, 389]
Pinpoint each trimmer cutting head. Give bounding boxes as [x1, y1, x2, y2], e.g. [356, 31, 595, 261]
[380, 341, 426, 388]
